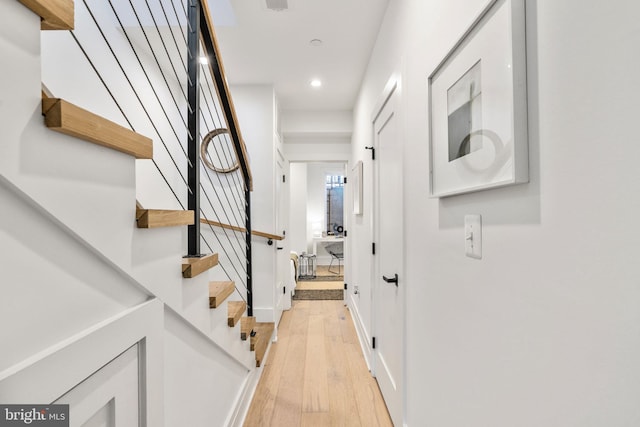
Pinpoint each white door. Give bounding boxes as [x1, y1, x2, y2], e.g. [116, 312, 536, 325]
[372, 80, 403, 427]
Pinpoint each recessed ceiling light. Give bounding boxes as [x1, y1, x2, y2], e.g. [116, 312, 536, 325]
[310, 39, 323, 47]
[266, 0, 288, 11]
[199, 56, 209, 65]
[310, 79, 322, 88]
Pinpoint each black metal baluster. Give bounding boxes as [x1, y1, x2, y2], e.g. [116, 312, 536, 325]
[187, 0, 201, 257]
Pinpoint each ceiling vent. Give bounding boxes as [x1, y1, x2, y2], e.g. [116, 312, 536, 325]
[265, 0, 288, 11]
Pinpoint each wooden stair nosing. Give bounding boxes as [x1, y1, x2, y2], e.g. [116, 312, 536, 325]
[136, 209, 195, 228]
[209, 281, 235, 308]
[42, 98, 153, 159]
[182, 253, 218, 278]
[227, 301, 246, 327]
[19, 0, 74, 30]
[250, 325, 269, 352]
[240, 316, 256, 341]
[135, 201, 145, 220]
[253, 322, 275, 367]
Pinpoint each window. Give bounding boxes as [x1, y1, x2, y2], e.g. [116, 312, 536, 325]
[326, 175, 344, 235]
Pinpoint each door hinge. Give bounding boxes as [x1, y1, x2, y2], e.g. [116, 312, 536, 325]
[372, 242, 376, 255]
[365, 146, 376, 160]
[344, 283, 348, 290]
[282, 174, 286, 183]
[283, 286, 286, 294]
[344, 177, 347, 184]
[372, 337, 376, 349]
[344, 230, 348, 237]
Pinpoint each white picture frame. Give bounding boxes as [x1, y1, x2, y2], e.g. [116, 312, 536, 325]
[428, 0, 528, 198]
[352, 160, 363, 215]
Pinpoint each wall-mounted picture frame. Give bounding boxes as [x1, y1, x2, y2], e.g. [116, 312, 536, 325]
[352, 160, 363, 215]
[428, 0, 528, 198]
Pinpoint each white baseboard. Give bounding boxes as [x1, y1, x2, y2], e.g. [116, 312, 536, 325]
[227, 366, 260, 427]
[346, 293, 373, 371]
[227, 335, 275, 427]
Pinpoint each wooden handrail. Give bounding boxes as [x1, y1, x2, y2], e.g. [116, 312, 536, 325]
[201, 218, 284, 241]
[200, 0, 253, 191]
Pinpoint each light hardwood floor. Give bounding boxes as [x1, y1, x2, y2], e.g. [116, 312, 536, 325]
[295, 281, 344, 291]
[244, 300, 393, 427]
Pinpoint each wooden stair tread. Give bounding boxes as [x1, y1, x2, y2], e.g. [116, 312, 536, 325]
[42, 98, 153, 159]
[251, 322, 275, 367]
[240, 316, 256, 341]
[208, 281, 235, 308]
[19, 0, 74, 30]
[182, 254, 218, 278]
[227, 301, 246, 327]
[136, 209, 194, 228]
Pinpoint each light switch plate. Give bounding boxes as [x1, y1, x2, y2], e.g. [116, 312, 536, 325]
[465, 214, 482, 259]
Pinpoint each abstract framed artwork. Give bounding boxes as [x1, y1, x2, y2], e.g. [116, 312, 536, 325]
[352, 160, 363, 215]
[428, 0, 528, 197]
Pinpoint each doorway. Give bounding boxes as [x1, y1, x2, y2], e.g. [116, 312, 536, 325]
[288, 162, 347, 300]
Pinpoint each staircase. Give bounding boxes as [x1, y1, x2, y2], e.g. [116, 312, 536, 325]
[1, 0, 275, 424]
[34, 0, 274, 369]
[39, 67, 274, 371]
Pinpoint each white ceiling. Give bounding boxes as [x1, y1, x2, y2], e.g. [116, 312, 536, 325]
[210, 0, 390, 111]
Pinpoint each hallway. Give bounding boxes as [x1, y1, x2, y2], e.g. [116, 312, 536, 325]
[244, 300, 393, 426]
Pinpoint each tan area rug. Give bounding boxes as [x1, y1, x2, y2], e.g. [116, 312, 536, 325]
[293, 288, 343, 300]
[294, 268, 344, 300]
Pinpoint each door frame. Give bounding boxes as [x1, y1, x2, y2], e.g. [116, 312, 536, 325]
[274, 149, 290, 324]
[370, 73, 406, 426]
[283, 160, 349, 298]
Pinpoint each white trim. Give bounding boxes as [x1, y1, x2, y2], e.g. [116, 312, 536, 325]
[0, 299, 164, 427]
[371, 77, 399, 123]
[227, 365, 262, 427]
[227, 338, 275, 427]
[347, 293, 372, 370]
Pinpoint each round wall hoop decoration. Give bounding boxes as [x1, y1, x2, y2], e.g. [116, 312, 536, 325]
[200, 128, 241, 174]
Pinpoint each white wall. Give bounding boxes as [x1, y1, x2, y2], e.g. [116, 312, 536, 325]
[288, 162, 346, 263]
[350, 0, 640, 426]
[281, 110, 353, 137]
[289, 163, 308, 255]
[230, 84, 279, 322]
[284, 140, 351, 162]
[164, 309, 251, 427]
